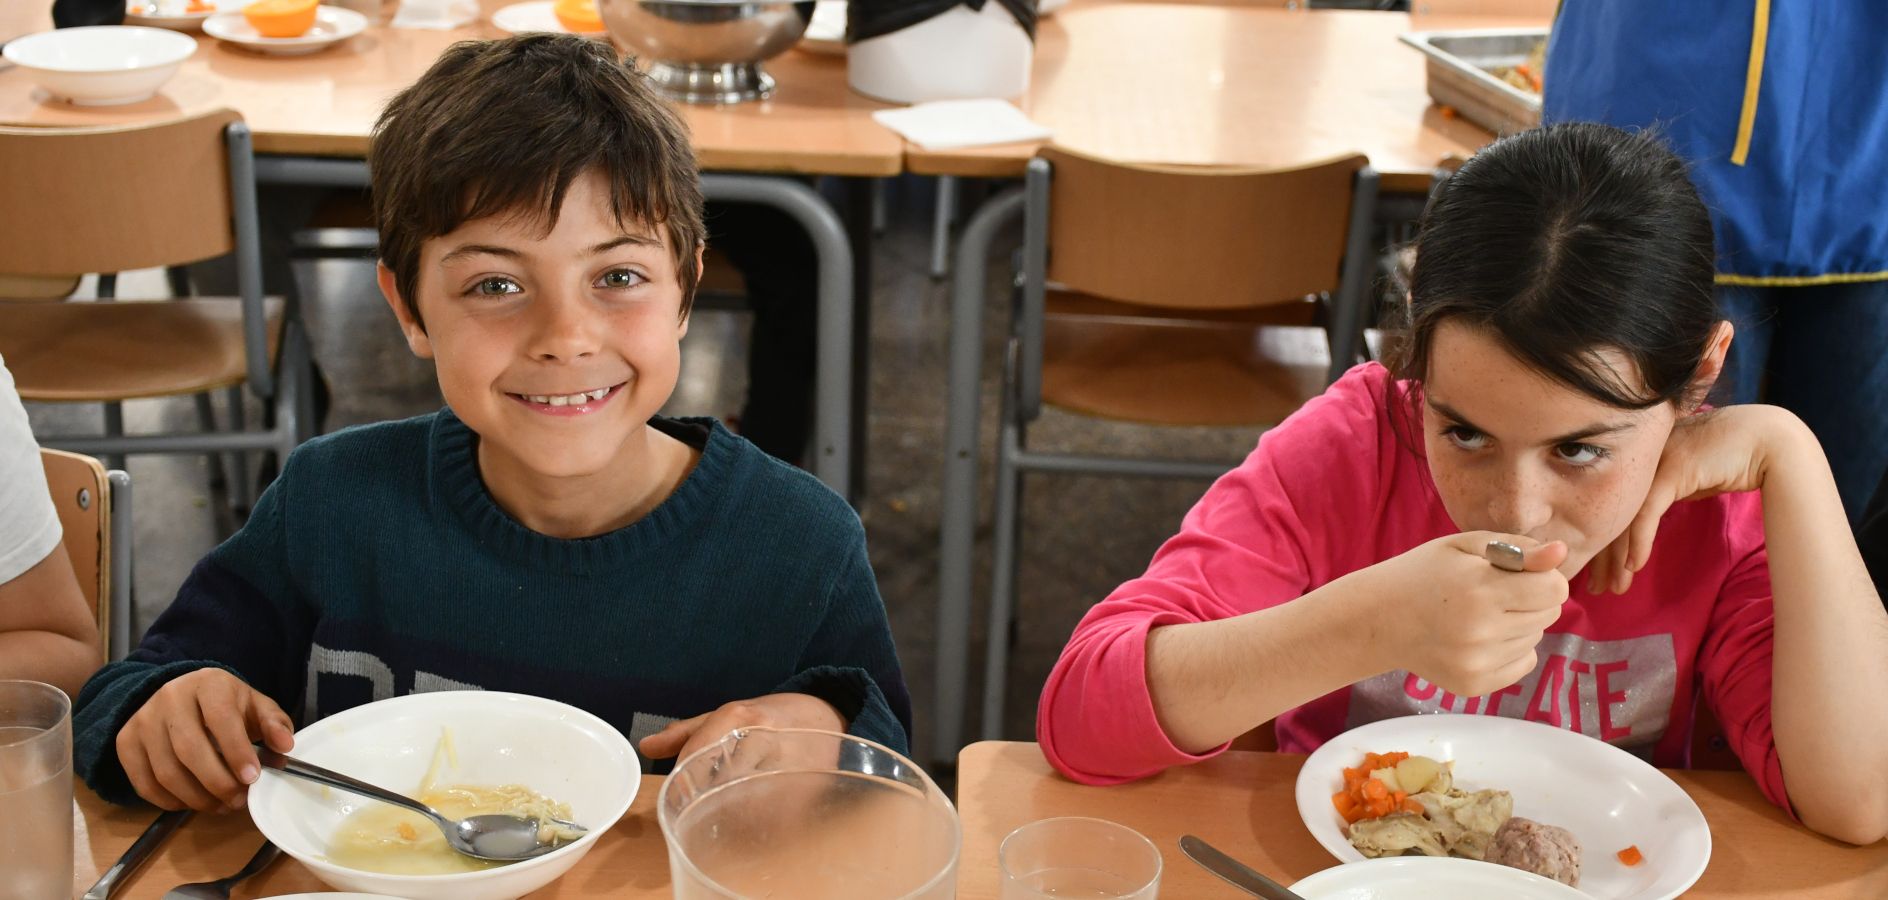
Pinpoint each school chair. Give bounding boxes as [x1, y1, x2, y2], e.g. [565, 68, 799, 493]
[0, 109, 317, 501]
[40, 448, 131, 662]
[973, 145, 1380, 739]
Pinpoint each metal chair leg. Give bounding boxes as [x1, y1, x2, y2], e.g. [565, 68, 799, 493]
[101, 402, 126, 472]
[227, 385, 251, 512]
[192, 393, 230, 498]
[981, 344, 1027, 742]
[930, 176, 959, 280]
[871, 177, 889, 236]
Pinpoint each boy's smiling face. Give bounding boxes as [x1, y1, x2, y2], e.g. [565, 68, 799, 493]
[379, 169, 696, 482]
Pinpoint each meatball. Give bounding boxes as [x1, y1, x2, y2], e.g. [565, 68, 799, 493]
[1485, 816, 1582, 886]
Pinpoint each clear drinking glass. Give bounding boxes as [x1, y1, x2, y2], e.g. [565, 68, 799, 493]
[999, 817, 1162, 900]
[0, 681, 74, 900]
[658, 727, 960, 900]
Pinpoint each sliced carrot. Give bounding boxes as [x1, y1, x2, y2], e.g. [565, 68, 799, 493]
[1617, 845, 1644, 867]
[1400, 797, 1425, 815]
[1333, 791, 1357, 816]
[1361, 778, 1388, 801]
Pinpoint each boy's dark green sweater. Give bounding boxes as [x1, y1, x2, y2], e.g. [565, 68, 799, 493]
[73, 411, 911, 804]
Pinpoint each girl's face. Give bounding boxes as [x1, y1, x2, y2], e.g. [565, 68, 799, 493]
[1421, 321, 1684, 580]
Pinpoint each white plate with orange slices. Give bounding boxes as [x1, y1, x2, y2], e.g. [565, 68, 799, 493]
[125, 0, 228, 32]
[491, 0, 606, 36]
[203, 2, 367, 55]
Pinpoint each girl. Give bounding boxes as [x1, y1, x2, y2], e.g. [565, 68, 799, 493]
[1036, 123, 1888, 845]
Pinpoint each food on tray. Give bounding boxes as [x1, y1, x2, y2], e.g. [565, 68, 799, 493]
[1336, 749, 1587, 886]
[242, 0, 318, 38]
[1347, 783, 1513, 861]
[553, 0, 603, 34]
[326, 729, 581, 875]
[328, 782, 579, 874]
[1331, 751, 1446, 824]
[1487, 816, 1583, 886]
[130, 0, 214, 13]
[1493, 39, 1548, 94]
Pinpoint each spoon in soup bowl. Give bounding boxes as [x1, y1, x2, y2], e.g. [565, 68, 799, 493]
[257, 748, 587, 861]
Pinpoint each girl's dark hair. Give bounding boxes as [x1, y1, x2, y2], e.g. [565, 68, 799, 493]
[1389, 122, 1720, 410]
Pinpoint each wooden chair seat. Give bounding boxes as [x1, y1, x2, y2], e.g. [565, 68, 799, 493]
[0, 298, 286, 402]
[1039, 290, 1331, 427]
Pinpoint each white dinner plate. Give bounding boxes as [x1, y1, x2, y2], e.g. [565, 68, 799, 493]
[1295, 714, 1710, 900]
[1290, 856, 1589, 900]
[489, 1, 605, 36]
[202, 6, 367, 56]
[124, 0, 228, 31]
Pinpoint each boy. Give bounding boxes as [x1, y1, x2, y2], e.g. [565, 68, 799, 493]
[72, 33, 910, 812]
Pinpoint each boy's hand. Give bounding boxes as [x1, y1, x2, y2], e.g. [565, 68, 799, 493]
[639, 692, 846, 764]
[116, 668, 295, 813]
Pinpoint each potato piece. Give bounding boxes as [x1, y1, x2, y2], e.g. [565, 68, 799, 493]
[1370, 767, 1402, 793]
[1395, 755, 1442, 794]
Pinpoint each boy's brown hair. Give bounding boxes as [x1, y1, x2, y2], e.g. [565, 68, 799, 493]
[369, 34, 704, 325]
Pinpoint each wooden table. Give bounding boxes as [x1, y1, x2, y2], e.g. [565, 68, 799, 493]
[79, 742, 1888, 897]
[903, 3, 1538, 193]
[74, 775, 676, 898]
[0, 4, 904, 174]
[954, 742, 1888, 899]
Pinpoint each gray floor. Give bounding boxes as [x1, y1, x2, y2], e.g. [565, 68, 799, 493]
[22, 178, 1261, 766]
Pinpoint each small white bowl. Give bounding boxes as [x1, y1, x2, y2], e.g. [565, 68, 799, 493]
[1291, 856, 1590, 899]
[1, 26, 196, 106]
[247, 691, 640, 900]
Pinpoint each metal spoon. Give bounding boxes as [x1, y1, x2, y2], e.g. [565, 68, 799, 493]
[1178, 835, 1308, 900]
[257, 748, 586, 862]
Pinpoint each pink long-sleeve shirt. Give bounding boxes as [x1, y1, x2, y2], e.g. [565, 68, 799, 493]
[1037, 363, 1788, 810]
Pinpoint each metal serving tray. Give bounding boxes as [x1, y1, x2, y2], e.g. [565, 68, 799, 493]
[1398, 29, 1549, 136]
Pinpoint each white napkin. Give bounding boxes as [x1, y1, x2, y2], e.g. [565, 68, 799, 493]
[392, 0, 477, 29]
[871, 99, 1051, 150]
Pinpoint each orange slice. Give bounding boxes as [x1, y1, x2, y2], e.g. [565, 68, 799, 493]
[553, 0, 603, 34]
[243, 0, 318, 38]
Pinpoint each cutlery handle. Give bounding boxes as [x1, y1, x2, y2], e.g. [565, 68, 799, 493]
[256, 747, 445, 826]
[1178, 834, 1307, 900]
[215, 840, 283, 888]
[83, 808, 193, 900]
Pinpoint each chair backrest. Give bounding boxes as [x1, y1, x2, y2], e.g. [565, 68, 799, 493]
[0, 109, 243, 277]
[39, 448, 112, 662]
[1037, 145, 1369, 311]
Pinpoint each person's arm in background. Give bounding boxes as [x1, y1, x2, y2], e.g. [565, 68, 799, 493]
[0, 542, 99, 698]
[0, 353, 100, 698]
[1857, 464, 1888, 610]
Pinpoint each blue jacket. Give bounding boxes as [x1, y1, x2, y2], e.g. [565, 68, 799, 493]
[1543, 0, 1888, 285]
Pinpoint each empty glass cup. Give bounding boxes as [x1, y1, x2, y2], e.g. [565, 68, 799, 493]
[0, 681, 74, 900]
[659, 728, 960, 899]
[1000, 817, 1162, 899]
